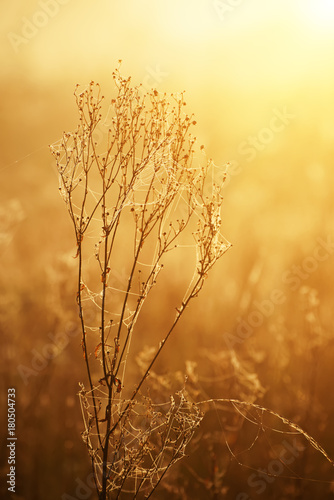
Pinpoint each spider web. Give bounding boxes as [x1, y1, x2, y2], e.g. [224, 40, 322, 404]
[79, 384, 203, 496]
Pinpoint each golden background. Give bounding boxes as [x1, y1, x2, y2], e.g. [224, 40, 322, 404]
[1, 1, 334, 498]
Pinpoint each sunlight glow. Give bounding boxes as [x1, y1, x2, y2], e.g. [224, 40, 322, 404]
[154, 0, 216, 41]
[300, 0, 334, 30]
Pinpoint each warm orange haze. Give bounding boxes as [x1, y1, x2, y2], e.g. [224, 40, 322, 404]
[1, 1, 334, 499]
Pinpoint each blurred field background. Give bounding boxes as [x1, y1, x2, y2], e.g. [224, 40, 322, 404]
[1, 1, 334, 498]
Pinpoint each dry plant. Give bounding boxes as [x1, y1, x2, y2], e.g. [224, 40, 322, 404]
[50, 68, 334, 499]
[50, 67, 230, 499]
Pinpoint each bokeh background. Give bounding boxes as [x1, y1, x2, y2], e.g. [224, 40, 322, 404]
[1, 1, 334, 498]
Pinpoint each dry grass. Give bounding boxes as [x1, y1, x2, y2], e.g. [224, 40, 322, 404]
[50, 67, 230, 499]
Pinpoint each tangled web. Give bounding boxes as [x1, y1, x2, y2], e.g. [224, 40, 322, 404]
[79, 385, 203, 497]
